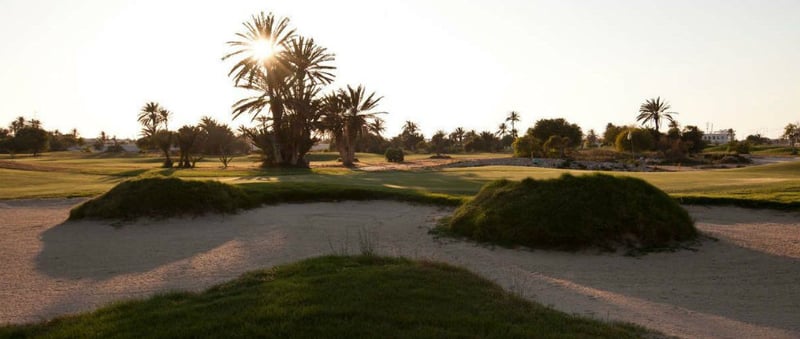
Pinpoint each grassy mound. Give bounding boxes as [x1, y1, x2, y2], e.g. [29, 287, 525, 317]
[448, 173, 697, 250]
[0, 256, 652, 338]
[68, 177, 464, 220]
[69, 177, 255, 220]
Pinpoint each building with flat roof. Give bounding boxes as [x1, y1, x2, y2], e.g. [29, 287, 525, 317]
[702, 130, 734, 145]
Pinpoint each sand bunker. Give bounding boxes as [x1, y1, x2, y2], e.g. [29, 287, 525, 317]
[1, 199, 798, 338]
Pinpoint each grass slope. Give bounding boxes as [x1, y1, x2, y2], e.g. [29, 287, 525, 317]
[448, 174, 697, 250]
[0, 256, 652, 339]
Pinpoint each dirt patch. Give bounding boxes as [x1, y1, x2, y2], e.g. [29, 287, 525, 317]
[1, 200, 798, 338]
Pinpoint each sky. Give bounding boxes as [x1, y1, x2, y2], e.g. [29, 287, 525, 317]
[1, 0, 798, 140]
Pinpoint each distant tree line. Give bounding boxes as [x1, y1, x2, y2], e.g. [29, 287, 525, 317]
[0, 116, 83, 157]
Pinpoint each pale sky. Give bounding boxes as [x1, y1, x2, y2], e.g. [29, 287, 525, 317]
[1, 0, 798, 140]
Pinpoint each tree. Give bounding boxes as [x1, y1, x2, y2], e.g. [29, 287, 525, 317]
[783, 123, 800, 154]
[506, 111, 521, 138]
[224, 12, 335, 168]
[615, 128, 655, 153]
[138, 102, 163, 141]
[153, 130, 174, 167]
[176, 125, 202, 168]
[512, 134, 542, 158]
[681, 125, 705, 154]
[603, 123, 624, 146]
[496, 122, 508, 137]
[399, 121, 423, 152]
[449, 127, 465, 152]
[465, 131, 500, 152]
[584, 129, 598, 148]
[543, 135, 570, 158]
[9, 116, 25, 134]
[0, 128, 11, 154]
[93, 131, 108, 151]
[529, 118, 582, 148]
[199, 117, 240, 168]
[745, 134, 770, 145]
[159, 108, 172, 131]
[322, 85, 385, 167]
[368, 117, 386, 138]
[637, 97, 677, 133]
[14, 126, 49, 156]
[430, 130, 449, 156]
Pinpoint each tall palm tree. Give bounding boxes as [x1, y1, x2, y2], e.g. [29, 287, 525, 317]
[224, 12, 295, 166]
[224, 13, 336, 168]
[637, 97, 677, 133]
[506, 111, 521, 138]
[138, 102, 162, 138]
[324, 85, 385, 167]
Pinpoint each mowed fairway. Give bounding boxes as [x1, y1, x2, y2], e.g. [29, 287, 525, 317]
[2, 152, 800, 206]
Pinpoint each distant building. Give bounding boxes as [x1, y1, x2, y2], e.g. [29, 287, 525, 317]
[702, 130, 734, 145]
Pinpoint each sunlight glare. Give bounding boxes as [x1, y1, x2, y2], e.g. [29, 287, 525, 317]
[250, 39, 274, 61]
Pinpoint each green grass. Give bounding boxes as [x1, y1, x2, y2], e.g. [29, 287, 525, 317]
[3, 152, 800, 210]
[69, 177, 256, 220]
[447, 174, 697, 250]
[704, 144, 798, 156]
[0, 256, 652, 339]
[69, 177, 465, 220]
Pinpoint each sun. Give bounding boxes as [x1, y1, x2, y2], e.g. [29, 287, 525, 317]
[250, 39, 274, 61]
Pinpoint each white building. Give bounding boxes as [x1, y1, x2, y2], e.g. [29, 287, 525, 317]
[702, 130, 734, 145]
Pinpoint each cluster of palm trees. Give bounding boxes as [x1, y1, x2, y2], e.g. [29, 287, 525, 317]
[223, 12, 385, 168]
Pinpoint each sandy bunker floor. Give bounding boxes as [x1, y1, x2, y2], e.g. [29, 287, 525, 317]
[1, 200, 798, 339]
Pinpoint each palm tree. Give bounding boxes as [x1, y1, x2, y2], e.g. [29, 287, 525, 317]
[138, 102, 162, 139]
[10, 116, 25, 134]
[158, 108, 172, 131]
[224, 12, 336, 167]
[324, 85, 385, 167]
[450, 127, 465, 151]
[496, 122, 508, 137]
[402, 121, 419, 135]
[368, 117, 386, 137]
[506, 111, 521, 138]
[637, 97, 677, 133]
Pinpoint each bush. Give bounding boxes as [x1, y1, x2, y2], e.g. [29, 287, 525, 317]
[727, 141, 751, 155]
[448, 174, 697, 250]
[69, 177, 255, 220]
[615, 128, 655, 153]
[512, 135, 542, 158]
[384, 148, 404, 162]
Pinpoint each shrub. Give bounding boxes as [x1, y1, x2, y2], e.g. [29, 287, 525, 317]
[512, 135, 542, 158]
[69, 177, 255, 220]
[727, 141, 751, 155]
[615, 128, 655, 153]
[384, 148, 404, 162]
[448, 174, 697, 250]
